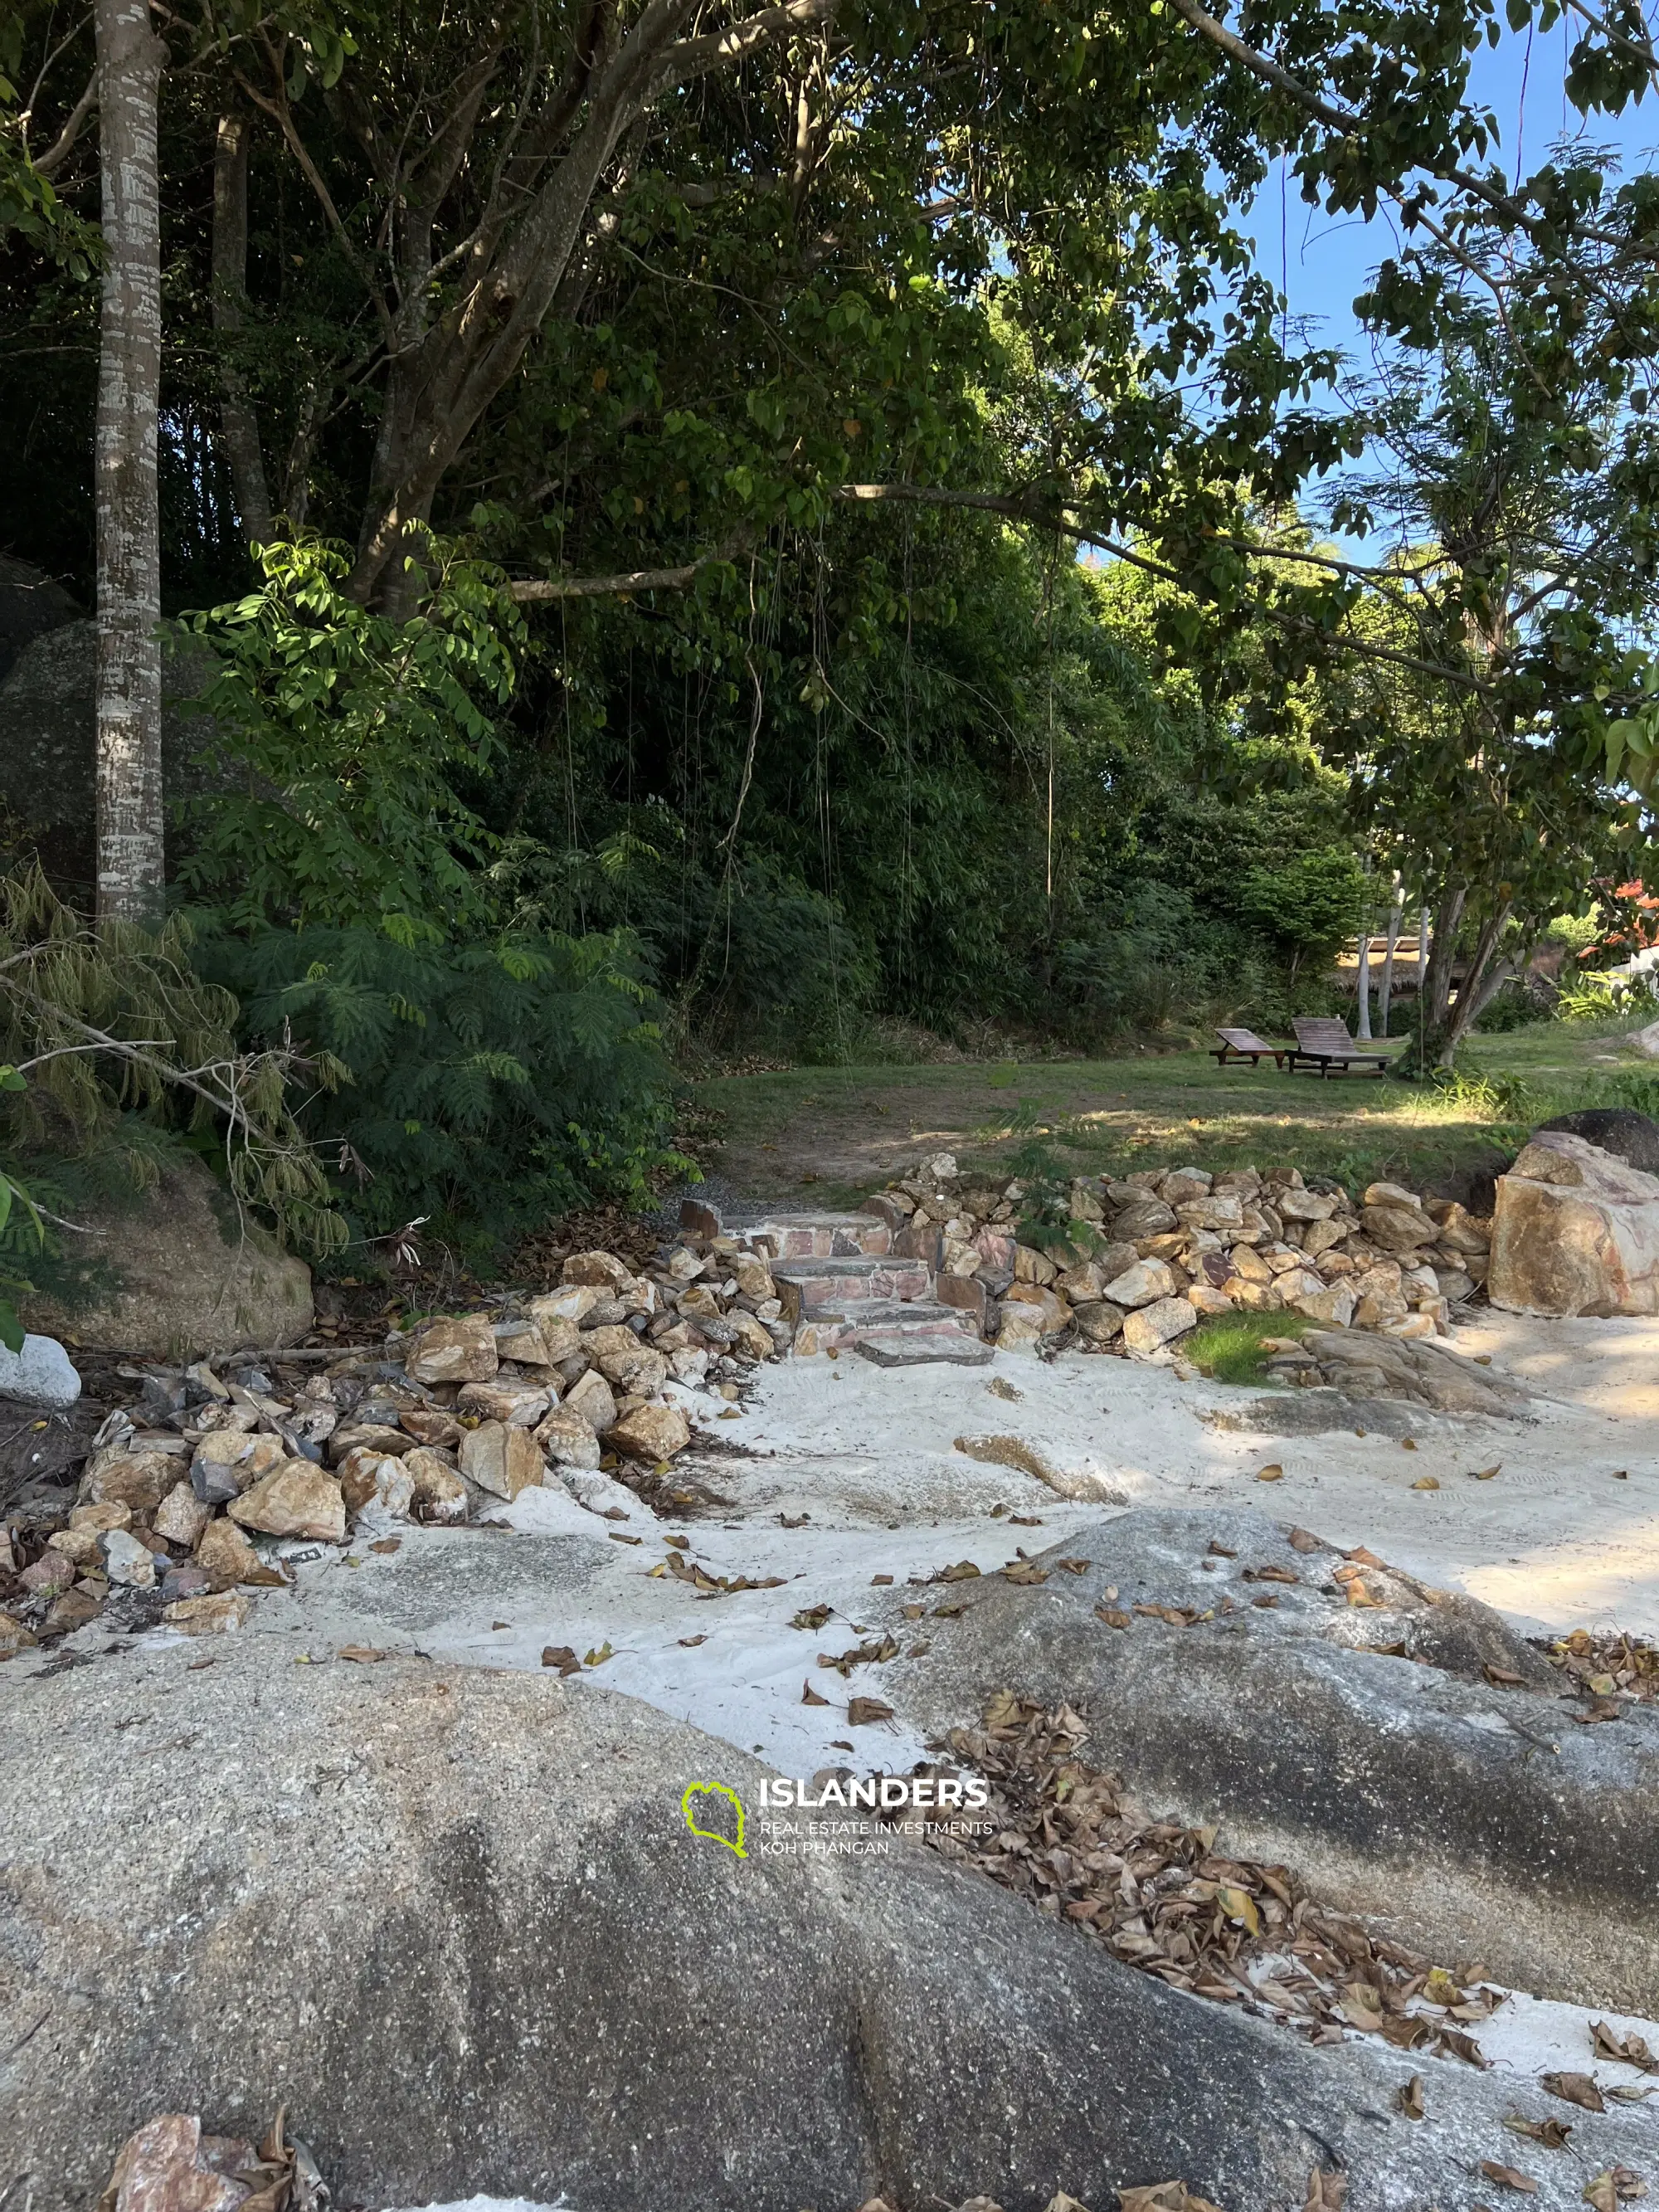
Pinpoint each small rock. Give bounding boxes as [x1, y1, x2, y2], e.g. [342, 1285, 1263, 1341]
[1186, 1282, 1234, 1317]
[404, 1313, 499, 1385]
[1003, 1284, 1072, 1334]
[153, 1481, 212, 1547]
[195, 1515, 266, 1590]
[582, 1324, 671, 1392]
[160, 1563, 213, 1602]
[399, 1406, 465, 1449]
[101, 1528, 158, 1590]
[606, 1402, 691, 1461]
[456, 1379, 552, 1427]
[338, 1450, 416, 1520]
[22, 1548, 76, 1595]
[493, 1316, 554, 1365]
[1290, 1283, 1357, 1327]
[1121, 1295, 1200, 1357]
[995, 1309, 1046, 1354]
[191, 1428, 285, 1503]
[528, 1286, 605, 1331]
[404, 1447, 469, 1523]
[533, 1405, 602, 1470]
[0, 1610, 38, 1653]
[80, 1447, 182, 1516]
[1072, 1300, 1126, 1344]
[562, 1249, 633, 1290]
[45, 1587, 103, 1631]
[164, 1590, 252, 1636]
[46, 1525, 103, 1566]
[0, 1332, 80, 1409]
[460, 1420, 546, 1500]
[1102, 1258, 1178, 1309]
[563, 1368, 618, 1435]
[228, 1459, 348, 1542]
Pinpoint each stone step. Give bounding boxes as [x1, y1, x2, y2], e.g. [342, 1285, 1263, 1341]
[771, 1255, 932, 1321]
[791, 1299, 982, 1357]
[679, 1198, 892, 1258]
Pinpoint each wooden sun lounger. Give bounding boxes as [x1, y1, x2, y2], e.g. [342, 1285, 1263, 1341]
[1288, 1016, 1394, 1078]
[1211, 1026, 1290, 1068]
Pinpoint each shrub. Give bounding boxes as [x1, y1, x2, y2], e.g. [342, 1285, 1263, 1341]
[196, 922, 683, 1265]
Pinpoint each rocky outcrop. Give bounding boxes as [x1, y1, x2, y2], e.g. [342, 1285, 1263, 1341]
[0, 554, 81, 683]
[3, 1635, 1652, 2212]
[1534, 1106, 1659, 1177]
[1489, 1129, 1659, 1317]
[890, 1508, 1659, 2019]
[20, 1157, 312, 1356]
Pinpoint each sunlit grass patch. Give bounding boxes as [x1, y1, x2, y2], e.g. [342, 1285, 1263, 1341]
[1185, 1308, 1316, 1386]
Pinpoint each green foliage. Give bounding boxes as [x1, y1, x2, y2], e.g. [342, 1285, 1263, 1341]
[179, 535, 523, 937]
[1240, 850, 1366, 959]
[0, 864, 342, 1259]
[195, 921, 681, 1263]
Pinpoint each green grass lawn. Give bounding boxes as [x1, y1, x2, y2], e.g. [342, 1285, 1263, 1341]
[685, 1016, 1659, 1210]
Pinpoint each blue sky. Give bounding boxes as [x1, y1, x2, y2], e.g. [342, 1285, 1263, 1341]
[1228, 21, 1658, 552]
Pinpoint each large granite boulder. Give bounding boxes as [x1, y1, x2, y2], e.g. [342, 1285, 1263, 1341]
[2, 1634, 1652, 2212]
[20, 1156, 311, 1356]
[0, 620, 225, 884]
[888, 1508, 1659, 2018]
[1488, 1128, 1659, 1316]
[0, 553, 82, 683]
[1534, 1106, 1659, 1177]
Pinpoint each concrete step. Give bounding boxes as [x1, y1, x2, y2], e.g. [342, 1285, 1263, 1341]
[791, 1299, 982, 1356]
[771, 1255, 931, 1321]
[679, 1199, 891, 1258]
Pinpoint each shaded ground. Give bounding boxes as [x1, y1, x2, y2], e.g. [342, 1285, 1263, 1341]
[688, 1020, 1652, 1209]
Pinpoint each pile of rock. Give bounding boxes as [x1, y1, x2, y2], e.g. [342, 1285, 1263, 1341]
[869, 1160, 1491, 1359]
[0, 1233, 790, 1651]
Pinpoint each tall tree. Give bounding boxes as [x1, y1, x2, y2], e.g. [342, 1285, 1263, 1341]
[92, 0, 167, 922]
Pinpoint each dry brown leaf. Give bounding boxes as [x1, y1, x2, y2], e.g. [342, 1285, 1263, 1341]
[1583, 2174, 1647, 2211]
[847, 1695, 894, 1726]
[1097, 1607, 1132, 1630]
[1410, 1475, 1440, 1490]
[540, 1644, 580, 1675]
[1303, 2171, 1347, 2210]
[1217, 1884, 1259, 1937]
[1485, 1665, 1525, 1686]
[1479, 2158, 1539, 2193]
[801, 1679, 830, 1705]
[1117, 2185, 1223, 2212]
[1398, 2073, 1424, 2120]
[1593, 2021, 1659, 2072]
[1474, 1463, 1503, 1480]
[1544, 2071, 1607, 2112]
[338, 1645, 388, 1664]
[1287, 1527, 1321, 1552]
[1505, 2111, 1573, 2148]
[1256, 1463, 1284, 1482]
[1339, 1981, 1384, 2029]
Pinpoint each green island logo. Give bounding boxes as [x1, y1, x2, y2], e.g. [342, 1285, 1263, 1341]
[682, 1780, 747, 1858]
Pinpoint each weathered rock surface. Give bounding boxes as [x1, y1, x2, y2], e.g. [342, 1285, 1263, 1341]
[1490, 1129, 1659, 1316]
[1535, 1106, 1659, 1176]
[2, 1638, 1651, 2212]
[226, 1461, 346, 1542]
[21, 1159, 312, 1356]
[890, 1508, 1659, 2016]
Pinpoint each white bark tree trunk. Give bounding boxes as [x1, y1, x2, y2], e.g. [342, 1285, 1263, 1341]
[1355, 907, 1373, 1038]
[94, 0, 168, 924]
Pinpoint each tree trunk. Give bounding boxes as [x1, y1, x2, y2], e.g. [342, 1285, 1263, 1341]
[94, 0, 168, 925]
[1355, 905, 1373, 1039]
[212, 113, 273, 549]
[1379, 879, 1403, 1037]
[1417, 906, 1429, 992]
[1393, 886, 1466, 1075]
[1440, 901, 1515, 1062]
